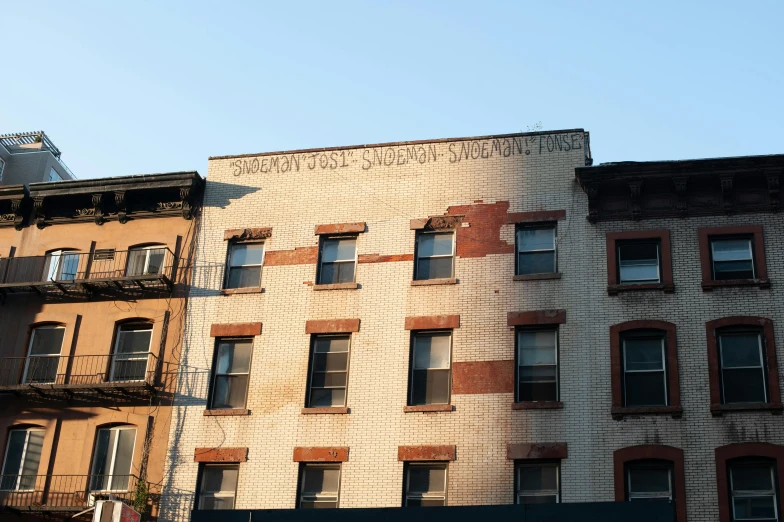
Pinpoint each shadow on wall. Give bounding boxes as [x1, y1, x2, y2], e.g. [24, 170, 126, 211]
[202, 180, 261, 209]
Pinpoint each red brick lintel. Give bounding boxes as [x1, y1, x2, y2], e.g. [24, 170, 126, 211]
[315, 222, 366, 235]
[507, 210, 566, 224]
[507, 443, 568, 460]
[405, 315, 460, 330]
[223, 227, 272, 241]
[398, 445, 456, 461]
[194, 447, 248, 463]
[507, 310, 566, 326]
[210, 322, 262, 337]
[305, 318, 360, 334]
[293, 447, 349, 462]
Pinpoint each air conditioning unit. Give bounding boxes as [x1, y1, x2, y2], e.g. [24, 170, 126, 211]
[93, 500, 141, 522]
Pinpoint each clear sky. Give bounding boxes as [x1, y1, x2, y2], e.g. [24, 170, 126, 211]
[2, 1, 782, 179]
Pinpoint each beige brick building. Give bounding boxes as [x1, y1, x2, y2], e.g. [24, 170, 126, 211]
[161, 131, 784, 522]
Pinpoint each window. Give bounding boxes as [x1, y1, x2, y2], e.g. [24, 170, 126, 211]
[415, 231, 454, 280]
[516, 462, 559, 504]
[516, 226, 556, 275]
[623, 332, 668, 407]
[516, 328, 558, 402]
[409, 331, 451, 406]
[404, 463, 447, 506]
[318, 237, 357, 284]
[618, 240, 661, 284]
[729, 460, 779, 521]
[210, 339, 252, 410]
[126, 246, 166, 277]
[0, 157, 5, 182]
[719, 329, 767, 404]
[307, 335, 349, 408]
[90, 426, 135, 491]
[298, 463, 341, 508]
[43, 250, 80, 282]
[47, 168, 62, 182]
[198, 464, 239, 510]
[225, 242, 264, 289]
[627, 461, 673, 501]
[23, 326, 65, 384]
[111, 323, 152, 382]
[1, 428, 45, 491]
[712, 238, 755, 281]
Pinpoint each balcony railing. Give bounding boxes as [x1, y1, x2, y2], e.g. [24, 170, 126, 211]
[0, 353, 157, 395]
[0, 247, 175, 299]
[0, 474, 139, 511]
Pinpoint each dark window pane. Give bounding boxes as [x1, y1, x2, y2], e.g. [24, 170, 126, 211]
[314, 352, 349, 372]
[732, 465, 774, 491]
[624, 338, 664, 371]
[519, 495, 558, 504]
[407, 498, 445, 507]
[230, 244, 263, 266]
[629, 468, 670, 494]
[517, 228, 555, 251]
[408, 466, 446, 494]
[720, 334, 762, 368]
[227, 266, 261, 288]
[302, 466, 340, 494]
[418, 234, 453, 257]
[322, 239, 356, 263]
[619, 243, 658, 262]
[319, 263, 338, 284]
[201, 497, 234, 510]
[519, 381, 557, 402]
[519, 366, 557, 381]
[336, 263, 355, 283]
[518, 252, 555, 275]
[212, 375, 249, 409]
[520, 465, 558, 491]
[216, 341, 252, 374]
[300, 501, 338, 509]
[116, 328, 152, 354]
[309, 388, 345, 407]
[625, 372, 666, 407]
[25, 357, 60, 384]
[29, 328, 65, 356]
[723, 368, 766, 403]
[201, 466, 238, 494]
[315, 336, 349, 353]
[310, 372, 347, 388]
[111, 359, 147, 381]
[412, 369, 450, 405]
[414, 333, 451, 370]
[714, 260, 754, 280]
[417, 257, 453, 280]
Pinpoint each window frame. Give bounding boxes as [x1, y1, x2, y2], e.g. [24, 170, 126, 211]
[515, 326, 559, 403]
[515, 224, 557, 276]
[223, 240, 265, 290]
[0, 428, 46, 492]
[729, 459, 779, 522]
[605, 230, 673, 295]
[414, 230, 455, 281]
[698, 226, 770, 291]
[711, 236, 756, 281]
[209, 338, 254, 411]
[125, 245, 167, 277]
[110, 322, 153, 383]
[621, 331, 669, 408]
[306, 334, 350, 408]
[515, 460, 560, 505]
[617, 239, 662, 284]
[298, 462, 342, 509]
[403, 462, 448, 507]
[718, 328, 768, 405]
[614, 445, 687, 522]
[22, 325, 66, 385]
[715, 444, 784, 522]
[408, 330, 453, 407]
[43, 249, 81, 282]
[89, 425, 136, 493]
[197, 463, 240, 510]
[626, 460, 674, 501]
[317, 235, 358, 285]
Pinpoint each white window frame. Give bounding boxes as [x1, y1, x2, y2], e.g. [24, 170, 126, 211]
[210, 339, 252, 410]
[711, 238, 755, 280]
[516, 225, 557, 275]
[198, 464, 239, 510]
[90, 426, 136, 493]
[415, 231, 455, 280]
[22, 325, 65, 385]
[299, 463, 341, 508]
[618, 241, 661, 284]
[626, 463, 673, 501]
[43, 249, 80, 282]
[730, 462, 779, 522]
[516, 462, 560, 504]
[225, 241, 265, 289]
[622, 335, 668, 407]
[404, 462, 447, 506]
[110, 324, 153, 383]
[0, 428, 45, 491]
[719, 331, 767, 404]
[318, 236, 358, 285]
[126, 245, 166, 276]
[409, 330, 452, 406]
[516, 327, 559, 403]
[307, 334, 350, 408]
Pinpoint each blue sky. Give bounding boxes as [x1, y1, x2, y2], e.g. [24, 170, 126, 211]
[2, 1, 782, 179]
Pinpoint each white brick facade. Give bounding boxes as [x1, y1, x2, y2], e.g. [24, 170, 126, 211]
[160, 131, 784, 522]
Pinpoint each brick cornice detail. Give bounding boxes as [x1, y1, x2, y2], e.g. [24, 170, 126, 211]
[716, 443, 784, 522]
[314, 222, 365, 235]
[706, 316, 781, 414]
[293, 446, 349, 462]
[605, 230, 674, 295]
[305, 318, 360, 334]
[404, 315, 460, 330]
[210, 322, 262, 337]
[194, 447, 248, 463]
[507, 309, 566, 326]
[223, 227, 271, 241]
[614, 445, 686, 522]
[398, 445, 456, 461]
[698, 225, 770, 290]
[506, 210, 566, 223]
[507, 443, 567, 460]
[452, 360, 513, 394]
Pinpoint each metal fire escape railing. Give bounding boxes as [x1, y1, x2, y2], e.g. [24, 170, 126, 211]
[0, 474, 140, 510]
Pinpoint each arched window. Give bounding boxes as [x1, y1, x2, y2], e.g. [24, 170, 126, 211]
[126, 245, 167, 277]
[715, 443, 784, 522]
[23, 325, 66, 385]
[42, 249, 80, 282]
[89, 425, 136, 492]
[110, 322, 153, 382]
[1, 427, 45, 491]
[614, 445, 686, 522]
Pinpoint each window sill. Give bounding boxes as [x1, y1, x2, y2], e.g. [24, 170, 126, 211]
[301, 407, 350, 415]
[710, 403, 783, 416]
[513, 273, 562, 281]
[512, 401, 563, 410]
[203, 409, 250, 416]
[611, 406, 683, 420]
[607, 283, 674, 296]
[313, 283, 359, 291]
[701, 279, 771, 291]
[403, 404, 454, 413]
[410, 278, 457, 286]
[221, 287, 264, 296]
